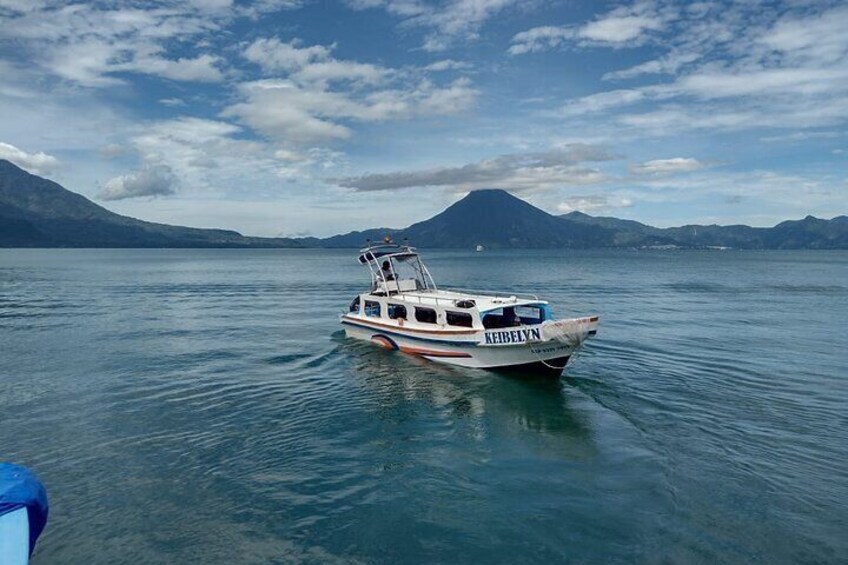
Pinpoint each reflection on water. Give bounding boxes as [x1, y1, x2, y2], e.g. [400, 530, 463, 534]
[341, 334, 593, 446]
[1, 248, 846, 564]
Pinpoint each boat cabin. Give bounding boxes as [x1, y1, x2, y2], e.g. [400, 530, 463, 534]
[349, 241, 552, 332]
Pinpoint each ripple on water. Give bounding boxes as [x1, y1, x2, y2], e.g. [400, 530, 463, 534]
[1, 248, 846, 564]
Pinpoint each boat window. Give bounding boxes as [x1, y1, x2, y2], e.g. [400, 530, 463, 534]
[446, 311, 473, 327]
[364, 300, 381, 317]
[387, 304, 407, 320]
[415, 306, 437, 324]
[515, 305, 544, 325]
[482, 307, 521, 329]
[349, 297, 360, 313]
[482, 305, 546, 328]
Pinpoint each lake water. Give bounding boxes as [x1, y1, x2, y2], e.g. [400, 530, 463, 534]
[1, 249, 847, 564]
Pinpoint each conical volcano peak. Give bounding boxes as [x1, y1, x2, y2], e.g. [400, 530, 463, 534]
[455, 188, 522, 204]
[444, 189, 542, 217]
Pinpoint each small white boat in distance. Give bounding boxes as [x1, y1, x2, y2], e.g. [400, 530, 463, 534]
[341, 241, 598, 376]
[476, 244, 484, 252]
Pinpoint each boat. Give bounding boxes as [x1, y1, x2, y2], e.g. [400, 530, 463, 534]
[340, 240, 598, 375]
[476, 244, 484, 252]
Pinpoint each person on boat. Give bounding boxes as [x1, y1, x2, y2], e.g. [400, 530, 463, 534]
[504, 307, 522, 327]
[381, 260, 395, 281]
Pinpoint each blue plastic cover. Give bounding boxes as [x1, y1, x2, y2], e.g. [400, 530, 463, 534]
[0, 463, 49, 557]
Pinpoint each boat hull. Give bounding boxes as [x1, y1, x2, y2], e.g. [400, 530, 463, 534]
[341, 316, 590, 375]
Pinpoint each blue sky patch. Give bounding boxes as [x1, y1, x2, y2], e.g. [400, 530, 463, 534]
[0, 0, 846, 236]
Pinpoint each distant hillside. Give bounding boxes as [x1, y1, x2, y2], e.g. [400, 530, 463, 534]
[323, 190, 617, 248]
[322, 190, 687, 249]
[561, 209, 848, 249]
[322, 189, 848, 249]
[0, 160, 302, 248]
[2, 160, 846, 249]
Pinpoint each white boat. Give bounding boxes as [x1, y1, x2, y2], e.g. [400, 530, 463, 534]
[476, 244, 484, 252]
[340, 241, 598, 376]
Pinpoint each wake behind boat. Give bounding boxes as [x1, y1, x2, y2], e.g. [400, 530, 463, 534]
[340, 240, 598, 375]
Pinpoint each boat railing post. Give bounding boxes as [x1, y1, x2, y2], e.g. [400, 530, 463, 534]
[421, 261, 437, 291]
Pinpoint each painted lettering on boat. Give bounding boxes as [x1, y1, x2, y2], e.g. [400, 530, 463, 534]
[484, 327, 541, 345]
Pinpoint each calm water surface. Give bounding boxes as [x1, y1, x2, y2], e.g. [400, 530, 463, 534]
[1, 249, 847, 564]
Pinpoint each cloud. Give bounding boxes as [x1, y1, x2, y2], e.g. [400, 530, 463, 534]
[124, 54, 224, 83]
[229, 37, 479, 143]
[99, 165, 177, 200]
[128, 118, 267, 185]
[630, 157, 705, 175]
[509, 2, 667, 55]
[344, 0, 427, 18]
[0, 141, 60, 175]
[0, 3, 229, 86]
[508, 26, 572, 56]
[667, 68, 848, 100]
[243, 38, 334, 73]
[542, 3, 848, 137]
[417, 0, 517, 51]
[292, 59, 389, 86]
[603, 51, 699, 81]
[554, 89, 645, 116]
[759, 131, 842, 143]
[758, 5, 848, 66]
[333, 144, 617, 192]
[98, 144, 125, 159]
[557, 195, 633, 214]
[580, 14, 663, 43]
[423, 59, 473, 72]
[625, 168, 844, 224]
[243, 38, 391, 88]
[114, 117, 345, 195]
[223, 77, 478, 143]
[348, 0, 518, 51]
[238, 0, 304, 18]
[616, 95, 848, 134]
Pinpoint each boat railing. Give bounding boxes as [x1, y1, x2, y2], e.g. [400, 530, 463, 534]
[442, 287, 540, 301]
[393, 291, 457, 307]
[396, 288, 540, 306]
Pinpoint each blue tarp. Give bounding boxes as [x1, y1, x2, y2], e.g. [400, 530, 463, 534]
[0, 463, 49, 557]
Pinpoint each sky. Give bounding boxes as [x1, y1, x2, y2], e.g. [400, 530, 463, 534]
[0, 0, 846, 237]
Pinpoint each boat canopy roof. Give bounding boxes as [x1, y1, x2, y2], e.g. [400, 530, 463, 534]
[357, 243, 418, 264]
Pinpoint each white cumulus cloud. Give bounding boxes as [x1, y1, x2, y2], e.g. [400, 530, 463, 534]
[0, 141, 60, 175]
[223, 76, 478, 144]
[99, 165, 177, 201]
[509, 2, 667, 54]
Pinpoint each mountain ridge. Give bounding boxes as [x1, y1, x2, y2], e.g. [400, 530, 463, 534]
[0, 160, 303, 248]
[1, 160, 846, 249]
